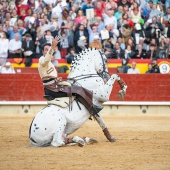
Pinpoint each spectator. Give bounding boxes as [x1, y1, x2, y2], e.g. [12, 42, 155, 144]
[121, 24, 132, 45]
[22, 33, 35, 67]
[157, 36, 168, 58]
[94, 1, 104, 18]
[102, 8, 117, 29]
[59, 31, 69, 59]
[117, 37, 126, 50]
[0, 32, 9, 64]
[52, 46, 61, 67]
[75, 9, 86, 25]
[145, 16, 163, 42]
[39, 18, 51, 35]
[8, 25, 24, 41]
[133, 44, 147, 59]
[146, 44, 158, 59]
[0, 62, 15, 74]
[150, 58, 160, 73]
[145, 63, 152, 74]
[118, 0, 131, 8]
[104, 44, 114, 59]
[89, 35, 102, 50]
[8, 33, 22, 58]
[77, 35, 88, 53]
[136, 37, 149, 51]
[74, 24, 89, 53]
[45, 30, 54, 44]
[35, 33, 47, 58]
[114, 6, 124, 22]
[124, 45, 134, 59]
[66, 48, 76, 64]
[126, 37, 135, 51]
[82, 0, 94, 16]
[113, 42, 125, 59]
[127, 61, 140, 74]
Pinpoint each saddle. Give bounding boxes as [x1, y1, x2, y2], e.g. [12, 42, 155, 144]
[44, 81, 103, 116]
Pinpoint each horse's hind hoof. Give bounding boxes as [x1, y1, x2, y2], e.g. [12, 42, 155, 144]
[72, 136, 85, 147]
[77, 140, 85, 147]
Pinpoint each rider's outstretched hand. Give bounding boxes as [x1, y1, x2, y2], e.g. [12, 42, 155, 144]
[52, 36, 60, 49]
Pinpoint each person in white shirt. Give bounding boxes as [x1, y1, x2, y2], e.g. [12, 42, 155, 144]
[127, 62, 140, 74]
[0, 32, 9, 64]
[8, 33, 22, 58]
[0, 62, 15, 74]
[102, 8, 117, 29]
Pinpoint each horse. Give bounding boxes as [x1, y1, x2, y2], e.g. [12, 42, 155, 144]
[29, 48, 127, 147]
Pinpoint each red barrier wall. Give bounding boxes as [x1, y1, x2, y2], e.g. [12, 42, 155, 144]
[0, 74, 170, 101]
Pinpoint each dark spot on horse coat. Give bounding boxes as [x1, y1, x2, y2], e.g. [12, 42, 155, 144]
[34, 124, 36, 126]
[59, 119, 60, 121]
[45, 128, 47, 130]
[35, 127, 39, 130]
[34, 130, 35, 132]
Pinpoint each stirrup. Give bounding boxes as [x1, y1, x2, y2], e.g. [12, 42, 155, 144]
[43, 95, 55, 101]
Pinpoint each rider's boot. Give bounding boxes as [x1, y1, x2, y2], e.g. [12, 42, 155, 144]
[103, 128, 116, 142]
[117, 77, 127, 100]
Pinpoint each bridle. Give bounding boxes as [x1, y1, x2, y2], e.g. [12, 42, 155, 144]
[68, 50, 110, 84]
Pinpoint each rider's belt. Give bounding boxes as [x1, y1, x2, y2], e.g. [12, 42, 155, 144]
[43, 80, 56, 86]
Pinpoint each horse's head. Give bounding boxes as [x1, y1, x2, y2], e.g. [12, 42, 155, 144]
[69, 48, 110, 81]
[94, 49, 110, 81]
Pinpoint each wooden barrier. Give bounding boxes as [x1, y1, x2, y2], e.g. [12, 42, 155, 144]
[0, 74, 170, 101]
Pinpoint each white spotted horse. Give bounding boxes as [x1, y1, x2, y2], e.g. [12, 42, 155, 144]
[29, 48, 127, 147]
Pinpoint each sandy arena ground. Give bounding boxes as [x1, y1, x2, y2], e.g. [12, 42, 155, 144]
[0, 114, 170, 170]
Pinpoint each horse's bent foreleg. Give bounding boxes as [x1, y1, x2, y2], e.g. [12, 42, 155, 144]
[94, 113, 116, 142]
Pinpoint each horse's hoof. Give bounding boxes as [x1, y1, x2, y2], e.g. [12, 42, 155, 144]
[72, 136, 85, 147]
[109, 137, 116, 142]
[84, 137, 98, 144]
[77, 140, 85, 147]
[118, 90, 125, 101]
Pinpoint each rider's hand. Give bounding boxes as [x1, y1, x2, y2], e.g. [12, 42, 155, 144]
[51, 36, 60, 49]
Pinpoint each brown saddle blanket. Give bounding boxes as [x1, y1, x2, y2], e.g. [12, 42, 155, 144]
[44, 81, 93, 113]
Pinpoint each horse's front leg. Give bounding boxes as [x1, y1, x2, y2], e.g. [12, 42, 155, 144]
[92, 74, 127, 142]
[93, 113, 116, 142]
[93, 74, 127, 103]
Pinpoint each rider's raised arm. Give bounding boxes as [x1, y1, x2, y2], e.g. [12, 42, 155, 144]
[39, 47, 54, 67]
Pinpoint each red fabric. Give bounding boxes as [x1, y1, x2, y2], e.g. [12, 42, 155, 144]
[16, 3, 30, 16]
[60, 48, 67, 59]
[94, 7, 103, 18]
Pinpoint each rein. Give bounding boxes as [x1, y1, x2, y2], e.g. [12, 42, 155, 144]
[68, 74, 100, 84]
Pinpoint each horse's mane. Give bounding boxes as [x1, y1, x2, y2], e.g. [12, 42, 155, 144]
[70, 48, 98, 72]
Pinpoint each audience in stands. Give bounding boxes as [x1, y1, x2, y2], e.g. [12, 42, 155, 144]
[127, 61, 140, 74]
[0, 0, 169, 73]
[0, 61, 15, 74]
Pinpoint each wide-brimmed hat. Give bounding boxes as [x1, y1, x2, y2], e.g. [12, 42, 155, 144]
[94, 35, 99, 40]
[5, 62, 11, 66]
[79, 36, 86, 41]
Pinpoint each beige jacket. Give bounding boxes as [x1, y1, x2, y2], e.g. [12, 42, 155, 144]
[38, 47, 58, 80]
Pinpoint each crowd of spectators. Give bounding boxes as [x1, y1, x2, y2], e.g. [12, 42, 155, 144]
[0, 0, 170, 73]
